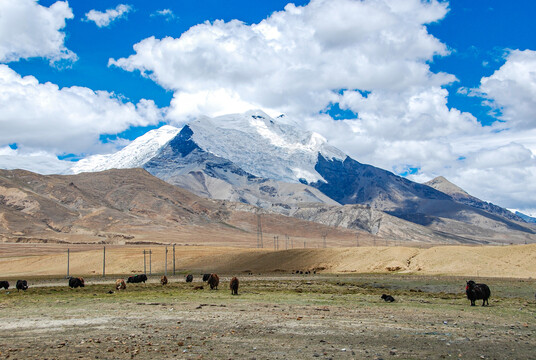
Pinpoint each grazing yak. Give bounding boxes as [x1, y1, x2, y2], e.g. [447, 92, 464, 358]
[381, 294, 395, 302]
[68, 277, 85, 288]
[127, 274, 148, 284]
[466, 280, 491, 306]
[161, 275, 168, 286]
[230, 277, 239, 295]
[186, 274, 193, 283]
[16, 280, 28, 291]
[202, 274, 211, 282]
[0, 281, 9, 290]
[115, 279, 126, 290]
[207, 274, 219, 290]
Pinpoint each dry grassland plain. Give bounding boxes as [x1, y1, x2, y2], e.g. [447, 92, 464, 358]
[0, 244, 535, 359]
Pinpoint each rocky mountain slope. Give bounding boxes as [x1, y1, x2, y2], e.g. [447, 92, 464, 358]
[2, 168, 534, 246]
[425, 176, 523, 222]
[0, 168, 373, 246]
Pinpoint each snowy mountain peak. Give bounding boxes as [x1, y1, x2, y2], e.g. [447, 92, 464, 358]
[68, 111, 346, 184]
[187, 110, 346, 183]
[70, 125, 180, 174]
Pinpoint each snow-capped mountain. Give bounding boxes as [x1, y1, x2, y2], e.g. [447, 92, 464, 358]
[68, 110, 533, 235]
[70, 110, 345, 183]
[186, 111, 345, 184]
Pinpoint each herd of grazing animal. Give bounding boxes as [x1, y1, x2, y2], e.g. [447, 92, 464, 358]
[2, 274, 525, 306]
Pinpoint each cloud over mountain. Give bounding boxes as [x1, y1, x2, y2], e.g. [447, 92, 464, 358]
[109, 0, 451, 122]
[0, 65, 162, 155]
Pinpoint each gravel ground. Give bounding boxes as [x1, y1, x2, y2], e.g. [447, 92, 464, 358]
[0, 274, 535, 359]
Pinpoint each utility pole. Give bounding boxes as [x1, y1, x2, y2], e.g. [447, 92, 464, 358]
[102, 246, 106, 278]
[143, 249, 146, 274]
[173, 243, 176, 275]
[256, 213, 263, 248]
[355, 233, 359, 247]
[164, 246, 168, 276]
[67, 248, 70, 278]
[322, 232, 327, 248]
[149, 249, 152, 276]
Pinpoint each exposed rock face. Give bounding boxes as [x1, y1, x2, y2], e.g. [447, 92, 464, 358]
[1, 168, 535, 246]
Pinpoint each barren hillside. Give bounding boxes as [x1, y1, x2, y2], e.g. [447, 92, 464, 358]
[0, 243, 535, 279]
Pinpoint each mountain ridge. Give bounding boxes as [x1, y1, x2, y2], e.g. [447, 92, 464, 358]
[65, 110, 532, 238]
[2, 168, 534, 246]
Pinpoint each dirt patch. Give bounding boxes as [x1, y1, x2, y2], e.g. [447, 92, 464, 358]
[0, 274, 535, 359]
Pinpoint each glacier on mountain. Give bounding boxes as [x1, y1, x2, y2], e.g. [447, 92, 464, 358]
[187, 110, 345, 183]
[70, 125, 180, 174]
[69, 110, 345, 184]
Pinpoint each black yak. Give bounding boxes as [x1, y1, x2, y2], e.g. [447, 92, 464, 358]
[68, 277, 84, 288]
[230, 277, 239, 295]
[186, 274, 193, 283]
[381, 294, 395, 302]
[16, 280, 28, 291]
[0, 281, 9, 290]
[207, 274, 219, 290]
[466, 280, 490, 306]
[127, 274, 147, 284]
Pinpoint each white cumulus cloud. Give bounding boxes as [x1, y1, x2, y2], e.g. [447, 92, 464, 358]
[84, 4, 132, 28]
[110, 0, 450, 122]
[0, 65, 163, 156]
[0, 0, 76, 64]
[477, 49, 536, 129]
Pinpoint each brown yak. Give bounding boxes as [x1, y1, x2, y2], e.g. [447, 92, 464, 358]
[230, 277, 239, 295]
[207, 274, 219, 290]
[115, 279, 126, 290]
[161, 275, 168, 286]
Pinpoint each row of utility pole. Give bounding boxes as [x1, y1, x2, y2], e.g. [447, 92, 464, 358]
[64, 233, 404, 278]
[66, 244, 178, 278]
[257, 213, 367, 250]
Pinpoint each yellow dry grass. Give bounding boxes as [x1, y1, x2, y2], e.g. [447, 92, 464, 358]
[0, 243, 535, 278]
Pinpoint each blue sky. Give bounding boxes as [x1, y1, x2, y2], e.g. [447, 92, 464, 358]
[1, 0, 536, 214]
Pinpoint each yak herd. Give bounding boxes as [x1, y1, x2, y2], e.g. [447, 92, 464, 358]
[0, 275, 525, 306]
